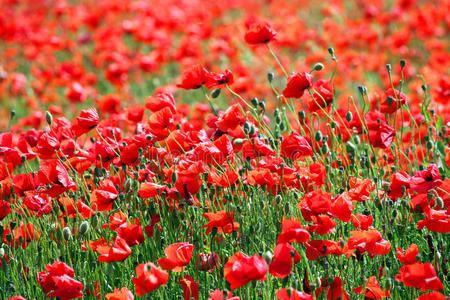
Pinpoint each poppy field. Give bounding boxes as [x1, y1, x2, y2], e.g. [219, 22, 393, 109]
[1, 0, 450, 299]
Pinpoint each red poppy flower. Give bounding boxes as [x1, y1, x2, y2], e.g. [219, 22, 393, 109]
[306, 215, 337, 235]
[71, 108, 99, 137]
[138, 182, 166, 198]
[351, 214, 373, 230]
[281, 132, 313, 160]
[277, 218, 310, 244]
[244, 23, 277, 44]
[105, 287, 134, 300]
[90, 179, 118, 211]
[96, 237, 132, 263]
[132, 263, 169, 296]
[0, 200, 11, 221]
[177, 65, 210, 90]
[365, 111, 395, 149]
[416, 206, 450, 233]
[347, 229, 391, 256]
[205, 69, 234, 88]
[157, 242, 194, 272]
[179, 275, 199, 300]
[208, 289, 239, 300]
[202, 210, 239, 235]
[417, 292, 446, 300]
[65, 82, 87, 103]
[395, 262, 443, 291]
[224, 251, 268, 289]
[305, 240, 347, 261]
[388, 172, 411, 199]
[315, 277, 349, 300]
[196, 252, 220, 272]
[396, 243, 419, 265]
[269, 243, 301, 278]
[37, 261, 83, 300]
[145, 92, 176, 114]
[307, 80, 333, 111]
[37, 160, 76, 197]
[380, 88, 407, 114]
[410, 164, 442, 193]
[282, 72, 313, 98]
[354, 276, 390, 299]
[276, 288, 313, 300]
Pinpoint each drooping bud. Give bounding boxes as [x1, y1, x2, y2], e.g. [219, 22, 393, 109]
[345, 111, 353, 122]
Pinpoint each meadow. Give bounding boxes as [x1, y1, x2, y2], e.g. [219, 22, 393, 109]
[0, 0, 449, 299]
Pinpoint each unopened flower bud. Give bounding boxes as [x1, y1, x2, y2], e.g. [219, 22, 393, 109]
[313, 63, 324, 71]
[298, 111, 306, 121]
[267, 72, 274, 82]
[79, 221, 90, 236]
[345, 111, 353, 122]
[263, 250, 273, 264]
[386, 64, 391, 72]
[400, 59, 406, 69]
[211, 89, 221, 98]
[62, 227, 72, 241]
[45, 111, 53, 126]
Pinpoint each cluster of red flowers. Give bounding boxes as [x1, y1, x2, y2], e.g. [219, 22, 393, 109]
[0, 0, 449, 299]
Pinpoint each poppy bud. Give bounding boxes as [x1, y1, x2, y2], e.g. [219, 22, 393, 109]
[313, 63, 324, 71]
[385, 278, 393, 290]
[345, 111, 353, 122]
[263, 250, 273, 264]
[251, 97, 259, 107]
[249, 124, 256, 135]
[91, 214, 98, 228]
[268, 72, 274, 82]
[346, 141, 356, 154]
[259, 100, 265, 111]
[211, 89, 221, 98]
[275, 194, 282, 204]
[328, 47, 335, 57]
[358, 85, 367, 96]
[63, 227, 72, 241]
[436, 197, 444, 209]
[421, 84, 427, 92]
[386, 64, 391, 72]
[275, 115, 282, 124]
[400, 59, 406, 68]
[386, 96, 394, 106]
[298, 111, 306, 121]
[172, 171, 178, 183]
[79, 221, 89, 236]
[315, 131, 322, 142]
[145, 134, 152, 141]
[243, 122, 250, 134]
[46, 111, 53, 126]
[279, 122, 286, 132]
[10, 110, 16, 120]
